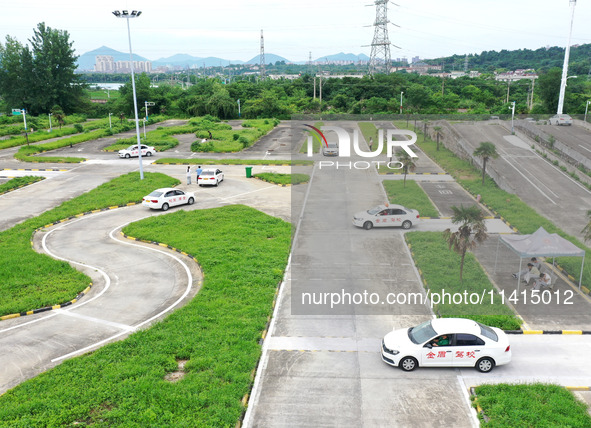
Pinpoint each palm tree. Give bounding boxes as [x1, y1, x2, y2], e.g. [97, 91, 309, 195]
[433, 126, 442, 151]
[395, 149, 416, 188]
[50, 106, 65, 130]
[583, 210, 591, 242]
[443, 205, 488, 282]
[473, 142, 499, 185]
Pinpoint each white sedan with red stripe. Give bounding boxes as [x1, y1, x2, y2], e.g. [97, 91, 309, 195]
[142, 188, 195, 211]
[381, 318, 512, 373]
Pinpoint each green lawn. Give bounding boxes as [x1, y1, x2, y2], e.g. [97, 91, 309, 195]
[0, 176, 44, 195]
[254, 172, 310, 185]
[382, 180, 439, 218]
[0, 172, 179, 316]
[0, 205, 291, 427]
[473, 383, 591, 427]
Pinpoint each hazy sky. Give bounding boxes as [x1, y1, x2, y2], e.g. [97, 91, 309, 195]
[1, 0, 590, 63]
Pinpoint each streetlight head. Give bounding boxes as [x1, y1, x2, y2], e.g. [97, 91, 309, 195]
[112, 10, 121, 16]
[136, 11, 142, 16]
[122, 10, 129, 15]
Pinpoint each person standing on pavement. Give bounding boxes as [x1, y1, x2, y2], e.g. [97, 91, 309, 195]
[369, 137, 374, 151]
[195, 165, 203, 184]
[186, 166, 192, 185]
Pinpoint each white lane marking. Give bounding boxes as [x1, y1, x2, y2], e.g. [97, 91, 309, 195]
[502, 156, 557, 205]
[56, 310, 136, 332]
[579, 144, 591, 153]
[218, 184, 278, 201]
[51, 218, 193, 362]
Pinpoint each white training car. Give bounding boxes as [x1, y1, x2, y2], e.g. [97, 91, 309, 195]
[198, 168, 224, 186]
[353, 204, 419, 230]
[119, 144, 156, 158]
[381, 318, 512, 373]
[142, 188, 195, 211]
[322, 142, 338, 156]
[549, 114, 573, 126]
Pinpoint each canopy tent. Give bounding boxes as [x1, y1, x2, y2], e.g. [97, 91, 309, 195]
[495, 227, 586, 292]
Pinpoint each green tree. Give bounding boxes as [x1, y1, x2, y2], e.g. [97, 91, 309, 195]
[537, 68, 562, 113]
[395, 149, 416, 188]
[0, 37, 35, 111]
[473, 142, 499, 185]
[29, 23, 84, 114]
[442, 205, 488, 282]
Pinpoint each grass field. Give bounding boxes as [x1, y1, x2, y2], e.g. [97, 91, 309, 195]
[0, 176, 44, 195]
[254, 172, 310, 185]
[0, 205, 291, 427]
[0, 172, 179, 316]
[473, 383, 591, 427]
[382, 180, 439, 218]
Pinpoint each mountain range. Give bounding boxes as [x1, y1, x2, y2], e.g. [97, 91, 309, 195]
[76, 46, 370, 70]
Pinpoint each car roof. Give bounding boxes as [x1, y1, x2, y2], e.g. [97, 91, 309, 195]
[430, 318, 481, 335]
[200, 168, 219, 171]
[151, 187, 178, 192]
[372, 204, 408, 210]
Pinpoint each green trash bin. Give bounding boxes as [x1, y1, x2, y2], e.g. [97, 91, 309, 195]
[245, 166, 253, 178]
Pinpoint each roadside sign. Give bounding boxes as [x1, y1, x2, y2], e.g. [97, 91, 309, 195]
[12, 109, 22, 116]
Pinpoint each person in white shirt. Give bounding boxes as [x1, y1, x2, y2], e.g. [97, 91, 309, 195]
[533, 272, 552, 291]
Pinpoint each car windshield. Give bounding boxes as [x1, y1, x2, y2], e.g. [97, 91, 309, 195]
[326, 143, 337, 149]
[478, 322, 498, 342]
[201, 171, 214, 176]
[367, 206, 383, 215]
[126, 146, 137, 150]
[148, 191, 164, 197]
[408, 320, 437, 344]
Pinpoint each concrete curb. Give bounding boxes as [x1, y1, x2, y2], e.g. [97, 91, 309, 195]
[0, 168, 68, 172]
[505, 329, 591, 335]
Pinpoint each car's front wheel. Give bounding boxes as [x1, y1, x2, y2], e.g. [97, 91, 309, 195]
[399, 356, 418, 372]
[402, 220, 412, 230]
[125, 153, 130, 159]
[363, 221, 373, 230]
[161, 203, 169, 211]
[476, 357, 495, 373]
[187, 197, 194, 205]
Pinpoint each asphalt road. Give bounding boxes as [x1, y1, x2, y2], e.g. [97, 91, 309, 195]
[451, 121, 591, 242]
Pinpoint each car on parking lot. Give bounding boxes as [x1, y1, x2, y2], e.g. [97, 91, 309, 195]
[142, 188, 195, 211]
[381, 318, 512, 373]
[198, 168, 224, 186]
[549, 114, 573, 126]
[119, 144, 156, 158]
[322, 142, 339, 156]
[352, 204, 419, 230]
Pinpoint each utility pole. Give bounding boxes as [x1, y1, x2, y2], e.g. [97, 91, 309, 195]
[368, 0, 396, 75]
[259, 29, 266, 80]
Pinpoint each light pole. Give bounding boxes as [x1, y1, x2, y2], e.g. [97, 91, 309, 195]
[510, 101, 516, 134]
[237, 99, 241, 118]
[144, 101, 155, 121]
[400, 91, 404, 114]
[557, 0, 577, 115]
[108, 113, 112, 129]
[48, 113, 52, 132]
[112, 9, 144, 180]
[585, 100, 591, 123]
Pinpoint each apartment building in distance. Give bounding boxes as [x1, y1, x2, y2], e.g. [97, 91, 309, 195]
[94, 56, 152, 73]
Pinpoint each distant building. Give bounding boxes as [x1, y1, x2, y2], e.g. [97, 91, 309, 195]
[94, 56, 152, 73]
[495, 69, 537, 82]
